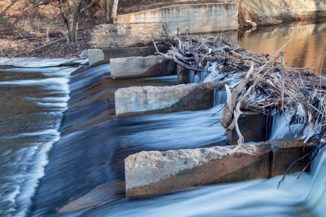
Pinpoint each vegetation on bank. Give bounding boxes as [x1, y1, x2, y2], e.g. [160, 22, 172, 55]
[0, 0, 119, 57]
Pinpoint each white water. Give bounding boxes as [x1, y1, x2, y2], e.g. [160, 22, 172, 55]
[82, 144, 325, 217]
[305, 149, 326, 216]
[0, 67, 75, 217]
[214, 89, 227, 106]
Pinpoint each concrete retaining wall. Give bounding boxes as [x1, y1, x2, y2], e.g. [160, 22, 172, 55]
[117, 0, 230, 14]
[115, 3, 239, 34]
[110, 55, 176, 79]
[240, 0, 326, 26]
[125, 140, 312, 198]
[115, 82, 223, 117]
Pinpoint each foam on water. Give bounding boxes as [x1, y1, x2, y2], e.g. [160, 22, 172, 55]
[0, 77, 70, 91]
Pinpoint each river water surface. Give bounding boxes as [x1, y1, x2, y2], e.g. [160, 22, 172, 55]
[0, 22, 325, 217]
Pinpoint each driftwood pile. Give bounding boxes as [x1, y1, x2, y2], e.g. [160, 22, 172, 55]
[155, 36, 326, 147]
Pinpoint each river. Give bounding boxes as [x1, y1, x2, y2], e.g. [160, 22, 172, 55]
[0, 22, 325, 217]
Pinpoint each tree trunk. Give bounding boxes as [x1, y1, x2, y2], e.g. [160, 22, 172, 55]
[111, 0, 119, 22]
[59, 0, 81, 44]
[105, 0, 113, 23]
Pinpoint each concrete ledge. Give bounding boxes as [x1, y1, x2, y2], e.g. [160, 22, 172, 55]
[125, 140, 312, 198]
[125, 142, 271, 198]
[87, 45, 169, 66]
[115, 82, 223, 117]
[111, 55, 176, 79]
[0, 57, 87, 68]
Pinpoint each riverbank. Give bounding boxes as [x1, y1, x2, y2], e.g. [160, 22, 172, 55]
[0, 17, 91, 58]
[2, 0, 326, 58]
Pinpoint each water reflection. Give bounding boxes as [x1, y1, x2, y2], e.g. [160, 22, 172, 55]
[236, 22, 326, 74]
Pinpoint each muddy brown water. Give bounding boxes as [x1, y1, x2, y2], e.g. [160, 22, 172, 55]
[236, 22, 326, 75]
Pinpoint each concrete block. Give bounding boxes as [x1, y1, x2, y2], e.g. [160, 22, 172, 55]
[88, 49, 106, 66]
[271, 140, 313, 177]
[110, 55, 176, 79]
[177, 65, 191, 84]
[125, 143, 272, 198]
[230, 112, 271, 144]
[115, 82, 223, 117]
[124, 139, 313, 198]
[107, 45, 169, 61]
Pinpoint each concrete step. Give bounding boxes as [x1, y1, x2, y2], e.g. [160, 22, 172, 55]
[110, 55, 176, 79]
[115, 82, 224, 117]
[125, 140, 313, 198]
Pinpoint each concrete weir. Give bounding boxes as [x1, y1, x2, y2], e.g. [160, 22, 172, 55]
[125, 140, 313, 198]
[115, 82, 223, 117]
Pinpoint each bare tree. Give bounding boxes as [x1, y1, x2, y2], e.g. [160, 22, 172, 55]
[31, 0, 101, 44]
[30, 0, 118, 43]
[105, 0, 118, 23]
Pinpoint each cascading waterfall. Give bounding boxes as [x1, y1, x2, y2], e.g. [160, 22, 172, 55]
[80, 139, 326, 217]
[305, 149, 326, 216]
[213, 89, 227, 106]
[1, 21, 325, 217]
[0, 64, 324, 217]
[0, 66, 75, 217]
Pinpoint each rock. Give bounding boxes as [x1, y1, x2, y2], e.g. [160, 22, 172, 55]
[125, 142, 272, 198]
[115, 82, 224, 117]
[110, 55, 176, 79]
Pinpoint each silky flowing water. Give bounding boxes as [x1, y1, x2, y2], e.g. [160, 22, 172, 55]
[0, 22, 325, 217]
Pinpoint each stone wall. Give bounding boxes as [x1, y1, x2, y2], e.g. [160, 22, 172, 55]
[89, 23, 168, 49]
[240, 0, 326, 26]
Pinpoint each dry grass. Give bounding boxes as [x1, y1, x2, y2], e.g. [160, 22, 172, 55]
[0, 16, 91, 58]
